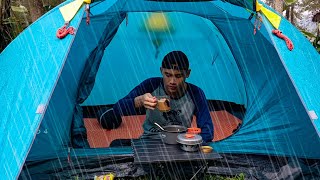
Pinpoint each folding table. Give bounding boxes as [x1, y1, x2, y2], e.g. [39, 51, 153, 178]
[132, 138, 222, 179]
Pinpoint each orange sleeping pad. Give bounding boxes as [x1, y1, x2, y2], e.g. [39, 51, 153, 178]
[84, 110, 242, 148]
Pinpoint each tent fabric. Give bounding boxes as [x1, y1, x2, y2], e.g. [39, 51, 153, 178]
[0, 2, 85, 178]
[264, 16, 320, 129]
[80, 0, 320, 159]
[206, 16, 320, 157]
[72, 11, 126, 148]
[26, 2, 125, 160]
[224, 0, 255, 11]
[82, 12, 247, 106]
[144, 0, 256, 11]
[0, 0, 320, 179]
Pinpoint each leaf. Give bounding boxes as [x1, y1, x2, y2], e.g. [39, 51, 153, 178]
[300, 30, 316, 38]
[11, 5, 28, 13]
[2, 17, 19, 25]
[284, 0, 297, 5]
[283, 4, 289, 11]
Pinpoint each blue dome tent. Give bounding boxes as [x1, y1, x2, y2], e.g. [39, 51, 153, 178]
[0, 0, 320, 179]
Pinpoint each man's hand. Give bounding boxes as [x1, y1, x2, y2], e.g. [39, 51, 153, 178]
[135, 93, 157, 110]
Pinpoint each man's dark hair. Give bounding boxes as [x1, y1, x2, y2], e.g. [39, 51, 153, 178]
[162, 51, 189, 71]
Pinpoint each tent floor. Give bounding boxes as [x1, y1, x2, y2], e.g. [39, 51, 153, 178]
[84, 110, 242, 148]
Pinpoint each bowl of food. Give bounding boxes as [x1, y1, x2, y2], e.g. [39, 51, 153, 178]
[176, 129, 203, 152]
[160, 125, 187, 144]
[200, 146, 213, 153]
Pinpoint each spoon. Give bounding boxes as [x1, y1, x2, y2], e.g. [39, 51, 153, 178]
[154, 122, 165, 131]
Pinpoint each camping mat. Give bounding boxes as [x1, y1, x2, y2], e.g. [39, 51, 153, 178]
[19, 153, 320, 179]
[84, 110, 242, 148]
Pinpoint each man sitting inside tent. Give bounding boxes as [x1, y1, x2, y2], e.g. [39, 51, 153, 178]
[98, 51, 214, 144]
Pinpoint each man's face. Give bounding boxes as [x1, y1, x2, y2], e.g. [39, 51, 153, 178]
[161, 68, 190, 96]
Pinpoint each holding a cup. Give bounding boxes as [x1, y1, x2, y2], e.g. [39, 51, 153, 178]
[135, 93, 171, 112]
[156, 95, 171, 112]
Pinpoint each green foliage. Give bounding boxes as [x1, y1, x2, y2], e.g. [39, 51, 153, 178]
[114, 173, 246, 180]
[6, 6, 28, 35]
[300, 0, 320, 12]
[314, 39, 320, 53]
[43, 0, 64, 12]
[301, 30, 316, 38]
[204, 173, 245, 180]
[11, 5, 28, 13]
[284, 0, 297, 6]
[301, 29, 320, 52]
